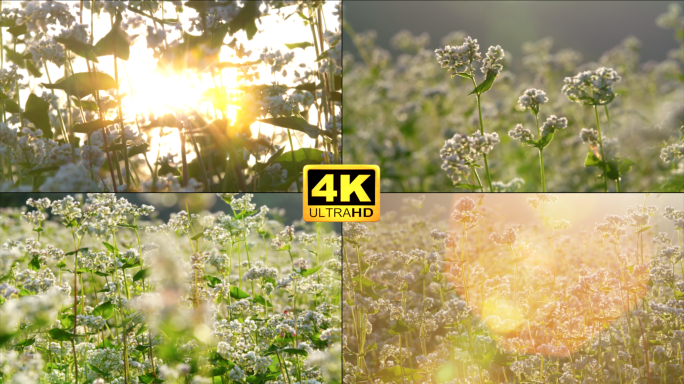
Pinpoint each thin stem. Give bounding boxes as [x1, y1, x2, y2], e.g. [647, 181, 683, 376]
[470, 77, 493, 191]
[535, 113, 546, 192]
[594, 105, 609, 192]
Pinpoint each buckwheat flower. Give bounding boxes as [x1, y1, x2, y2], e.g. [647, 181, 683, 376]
[660, 142, 684, 163]
[30, 36, 66, 67]
[343, 222, 368, 242]
[435, 36, 481, 77]
[541, 115, 568, 137]
[657, 3, 684, 30]
[80, 144, 105, 172]
[509, 124, 534, 144]
[40, 163, 100, 192]
[440, 131, 500, 184]
[553, 219, 571, 231]
[490, 228, 517, 246]
[481, 45, 505, 75]
[579, 128, 599, 144]
[527, 194, 558, 210]
[518, 88, 548, 113]
[491, 178, 525, 192]
[562, 67, 621, 105]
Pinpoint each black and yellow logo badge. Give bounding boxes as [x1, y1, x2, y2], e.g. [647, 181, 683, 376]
[303, 165, 380, 222]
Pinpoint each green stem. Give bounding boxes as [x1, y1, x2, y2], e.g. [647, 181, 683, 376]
[594, 105, 608, 192]
[535, 113, 546, 192]
[470, 77, 493, 191]
[287, 129, 301, 192]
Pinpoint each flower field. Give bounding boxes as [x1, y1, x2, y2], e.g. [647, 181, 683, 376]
[343, 3, 684, 192]
[343, 194, 684, 383]
[0, 193, 342, 383]
[0, 1, 340, 192]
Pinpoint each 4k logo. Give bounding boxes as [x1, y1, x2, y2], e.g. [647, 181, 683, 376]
[303, 165, 380, 222]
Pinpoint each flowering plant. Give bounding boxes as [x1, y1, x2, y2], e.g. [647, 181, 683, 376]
[0, 193, 341, 383]
[343, 194, 684, 383]
[0, 1, 341, 192]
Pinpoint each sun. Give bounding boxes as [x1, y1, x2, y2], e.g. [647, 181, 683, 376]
[124, 71, 205, 116]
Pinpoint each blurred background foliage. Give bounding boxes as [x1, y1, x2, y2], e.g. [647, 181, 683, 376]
[342, 1, 684, 192]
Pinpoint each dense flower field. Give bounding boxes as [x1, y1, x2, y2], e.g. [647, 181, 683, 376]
[343, 194, 684, 383]
[0, 193, 342, 383]
[343, 3, 684, 192]
[0, 1, 340, 192]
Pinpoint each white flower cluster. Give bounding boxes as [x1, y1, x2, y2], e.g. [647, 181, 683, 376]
[541, 115, 568, 137]
[260, 48, 295, 75]
[517, 88, 548, 113]
[434, 36, 481, 76]
[660, 141, 684, 163]
[440, 131, 500, 184]
[562, 67, 621, 105]
[77, 314, 106, 330]
[481, 45, 505, 75]
[509, 124, 534, 144]
[29, 37, 66, 67]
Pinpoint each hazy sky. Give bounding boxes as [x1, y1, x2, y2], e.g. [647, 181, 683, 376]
[343, 1, 680, 63]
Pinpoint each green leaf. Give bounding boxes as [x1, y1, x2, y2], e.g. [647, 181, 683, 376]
[55, 37, 99, 62]
[7, 23, 27, 36]
[87, 363, 108, 377]
[469, 70, 498, 96]
[351, 275, 386, 290]
[276, 244, 291, 251]
[282, 348, 308, 357]
[257, 116, 329, 139]
[102, 242, 118, 254]
[0, 333, 16, 348]
[1, 98, 21, 114]
[72, 119, 119, 134]
[455, 183, 481, 191]
[92, 301, 114, 320]
[250, 294, 273, 308]
[316, 48, 332, 62]
[226, 0, 259, 40]
[389, 319, 413, 335]
[42, 72, 117, 99]
[284, 42, 312, 50]
[27, 166, 60, 177]
[60, 314, 74, 329]
[636, 226, 652, 234]
[300, 265, 322, 277]
[48, 328, 75, 342]
[363, 342, 377, 354]
[618, 158, 636, 175]
[217, 60, 262, 69]
[263, 344, 280, 356]
[23, 94, 52, 137]
[191, 232, 204, 241]
[205, 275, 222, 288]
[584, 151, 603, 168]
[229, 286, 250, 300]
[28, 256, 41, 271]
[133, 268, 152, 282]
[208, 366, 228, 377]
[14, 337, 35, 347]
[95, 23, 132, 60]
[65, 248, 89, 256]
[535, 131, 555, 149]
